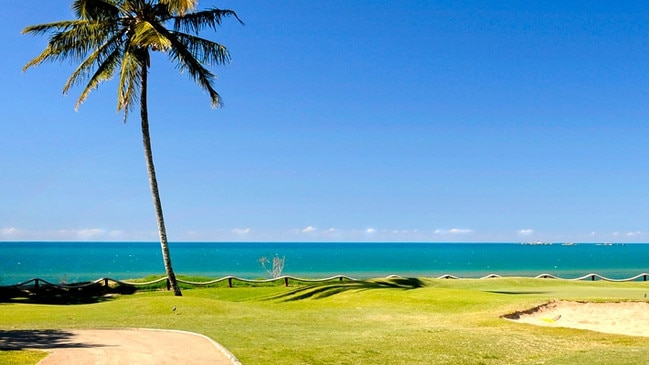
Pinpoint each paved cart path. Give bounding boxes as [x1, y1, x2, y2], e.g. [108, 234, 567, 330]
[1, 328, 241, 365]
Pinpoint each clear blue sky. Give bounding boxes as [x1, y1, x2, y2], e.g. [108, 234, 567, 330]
[1, 1, 648, 243]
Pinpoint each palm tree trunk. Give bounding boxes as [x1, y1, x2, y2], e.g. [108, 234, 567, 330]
[140, 61, 182, 296]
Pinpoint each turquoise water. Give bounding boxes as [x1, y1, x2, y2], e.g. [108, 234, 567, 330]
[1, 242, 648, 284]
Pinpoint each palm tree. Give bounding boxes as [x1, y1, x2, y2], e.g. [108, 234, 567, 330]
[23, 0, 242, 296]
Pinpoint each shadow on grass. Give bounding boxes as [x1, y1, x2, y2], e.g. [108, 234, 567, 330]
[485, 290, 551, 295]
[268, 277, 426, 301]
[0, 281, 136, 305]
[0, 329, 105, 350]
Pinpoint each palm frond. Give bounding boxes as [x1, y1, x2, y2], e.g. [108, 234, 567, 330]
[75, 46, 123, 110]
[159, 0, 198, 15]
[22, 20, 79, 35]
[57, 20, 118, 56]
[23, 20, 118, 70]
[172, 8, 243, 34]
[73, 0, 121, 20]
[117, 48, 143, 117]
[63, 31, 124, 95]
[22, 45, 55, 71]
[171, 32, 230, 65]
[166, 36, 222, 108]
[133, 20, 171, 51]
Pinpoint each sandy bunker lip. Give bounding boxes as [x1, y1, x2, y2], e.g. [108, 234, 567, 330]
[503, 300, 649, 338]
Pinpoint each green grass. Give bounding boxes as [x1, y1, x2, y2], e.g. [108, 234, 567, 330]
[2, 277, 649, 364]
[0, 351, 47, 365]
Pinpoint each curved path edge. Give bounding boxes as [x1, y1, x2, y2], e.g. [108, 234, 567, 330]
[138, 328, 242, 365]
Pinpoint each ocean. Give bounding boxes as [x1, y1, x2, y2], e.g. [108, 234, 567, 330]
[1, 242, 648, 285]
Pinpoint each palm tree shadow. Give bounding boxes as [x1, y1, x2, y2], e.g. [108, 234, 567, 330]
[269, 277, 426, 302]
[0, 330, 105, 350]
[0, 281, 135, 305]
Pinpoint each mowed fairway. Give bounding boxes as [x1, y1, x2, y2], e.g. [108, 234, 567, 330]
[2, 277, 649, 365]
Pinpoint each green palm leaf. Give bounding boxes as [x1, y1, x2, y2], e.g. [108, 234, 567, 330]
[173, 8, 243, 34]
[159, 0, 198, 15]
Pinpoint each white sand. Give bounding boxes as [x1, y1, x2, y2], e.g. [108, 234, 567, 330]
[506, 300, 649, 337]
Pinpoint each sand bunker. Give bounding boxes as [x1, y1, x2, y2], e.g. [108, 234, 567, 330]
[505, 301, 649, 337]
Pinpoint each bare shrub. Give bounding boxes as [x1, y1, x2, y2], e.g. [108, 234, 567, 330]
[259, 254, 286, 279]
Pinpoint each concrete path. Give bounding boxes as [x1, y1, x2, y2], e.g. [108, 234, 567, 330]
[1, 328, 241, 365]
